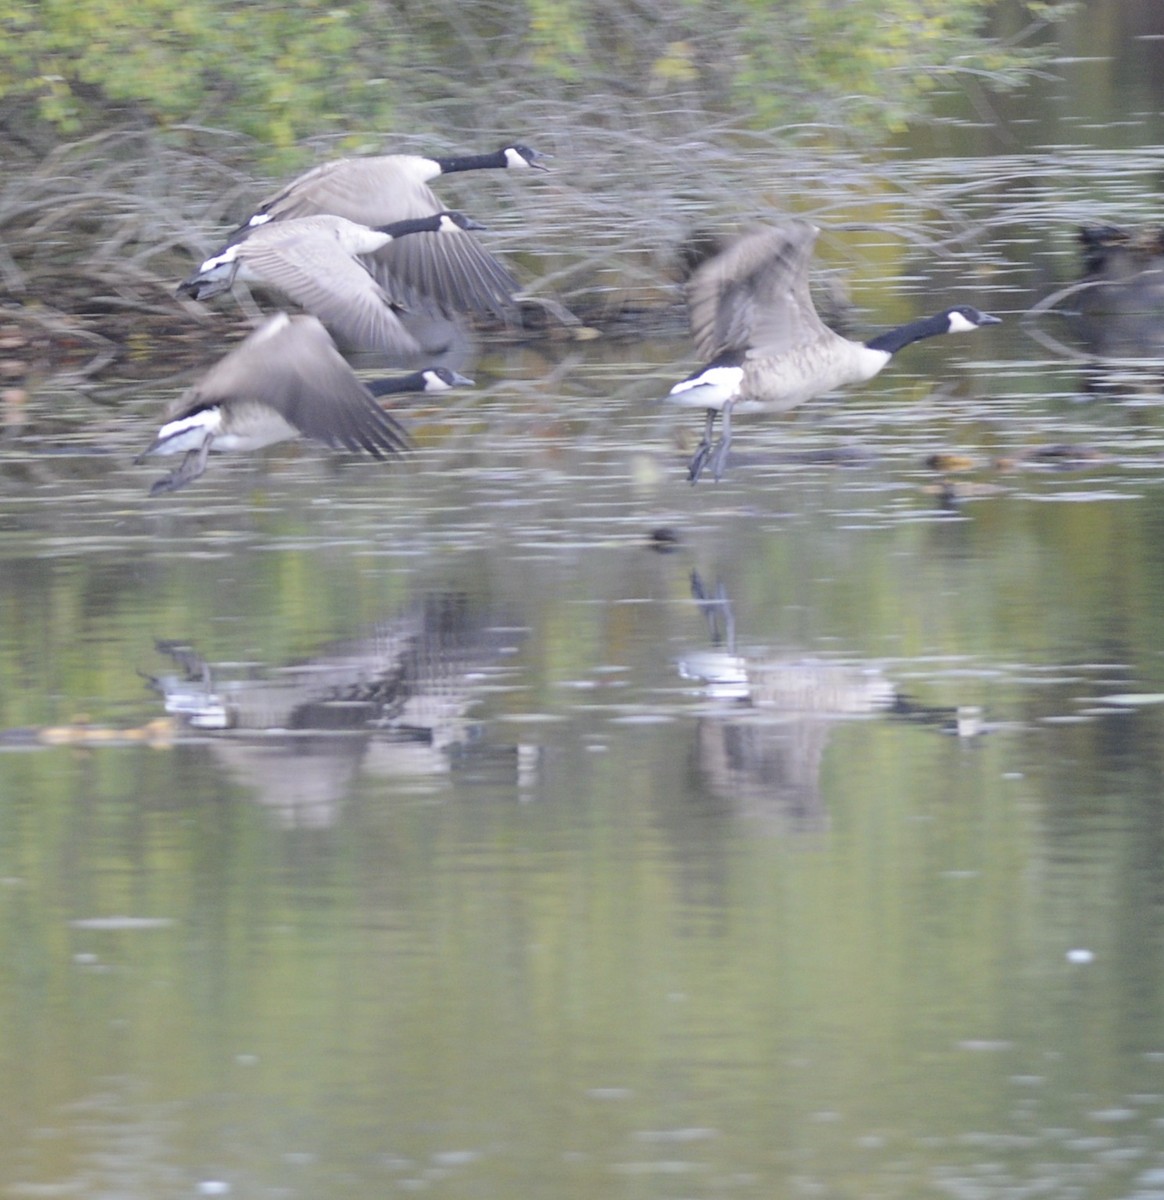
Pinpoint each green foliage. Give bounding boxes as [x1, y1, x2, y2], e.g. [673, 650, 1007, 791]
[660, 0, 1077, 136]
[0, 0, 395, 148]
[526, 0, 588, 80]
[0, 0, 1074, 151]
[735, 0, 997, 132]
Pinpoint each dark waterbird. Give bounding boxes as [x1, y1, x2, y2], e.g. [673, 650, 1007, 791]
[1074, 223, 1164, 363]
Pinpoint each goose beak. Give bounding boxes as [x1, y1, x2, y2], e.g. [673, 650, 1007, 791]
[449, 371, 475, 387]
[528, 151, 552, 171]
[979, 313, 1002, 325]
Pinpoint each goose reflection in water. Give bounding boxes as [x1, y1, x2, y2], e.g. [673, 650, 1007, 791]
[148, 592, 530, 827]
[678, 573, 982, 831]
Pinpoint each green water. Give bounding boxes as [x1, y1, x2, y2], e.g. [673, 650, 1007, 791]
[6, 310, 1164, 1196]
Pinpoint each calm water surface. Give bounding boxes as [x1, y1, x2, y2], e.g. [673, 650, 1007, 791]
[9, 64, 1164, 1200]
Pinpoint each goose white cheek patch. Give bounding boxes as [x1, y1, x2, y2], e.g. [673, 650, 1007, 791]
[947, 310, 979, 333]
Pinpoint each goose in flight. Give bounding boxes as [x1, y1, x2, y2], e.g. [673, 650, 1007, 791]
[231, 143, 549, 317]
[179, 211, 484, 355]
[137, 313, 470, 495]
[666, 220, 1001, 482]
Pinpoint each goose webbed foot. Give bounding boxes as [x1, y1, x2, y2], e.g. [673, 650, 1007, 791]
[688, 440, 712, 483]
[688, 403, 733, 484]
[148, 441, 212, 496]
[688, 436, 731, 483]
[688, 408, 719, 484]
[707, 431, 732, 482]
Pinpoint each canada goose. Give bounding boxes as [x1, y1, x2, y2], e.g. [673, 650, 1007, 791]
[179, 211, 483, 355]
[232, 144, 548, 317]
[666, 220, 1002, 482]
[136, 313, 465, 495]
[367, 366, 474, 400]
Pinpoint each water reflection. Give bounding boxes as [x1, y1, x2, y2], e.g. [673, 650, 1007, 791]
[148, 591, 525, 826]
[676, 573, 981, 832]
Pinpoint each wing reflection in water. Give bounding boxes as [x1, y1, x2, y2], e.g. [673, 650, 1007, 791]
[678, 573, 979, 831]
[148, 593, 528, 827]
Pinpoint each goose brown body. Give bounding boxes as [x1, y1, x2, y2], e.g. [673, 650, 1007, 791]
[137, 313, 418, 495]
[667, 219, 1001, 481]
[180, 212, 481, 355]
[235, 145, 547, 317]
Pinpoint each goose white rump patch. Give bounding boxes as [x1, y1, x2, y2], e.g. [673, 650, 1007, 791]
[151, 409, 222, 455]
[666, 364, 743, 411]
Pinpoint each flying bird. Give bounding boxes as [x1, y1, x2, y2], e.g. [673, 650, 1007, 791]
[231, 143, 549, 317]
[666, 220, 1001, 482]
[179, 211, 484, 355]
[136, 313, 468, 495]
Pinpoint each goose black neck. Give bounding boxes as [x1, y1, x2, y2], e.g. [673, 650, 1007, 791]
[376, 214, 442, 238]
[432, 150, 508, 175]
[367, 372, 427, 397]
[864, 312, 953, 356]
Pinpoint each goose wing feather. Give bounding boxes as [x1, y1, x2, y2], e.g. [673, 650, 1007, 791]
[687, 221, 831, 360]
[254, 156, 445, 226]
[237, 230, 420, 355]
[365, 232, 518, 317]
[175, 315, 411, 457]
[245, 160, 517, 316]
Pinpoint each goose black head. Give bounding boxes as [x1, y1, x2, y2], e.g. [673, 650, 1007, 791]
[945, 305, 1002, 333]
[422, 368, 475, 391]
[437, 211, 487, 232]
[505, 144, 551, 170]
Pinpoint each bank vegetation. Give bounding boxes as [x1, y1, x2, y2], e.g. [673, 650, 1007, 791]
[0, 0, 1072, 381]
